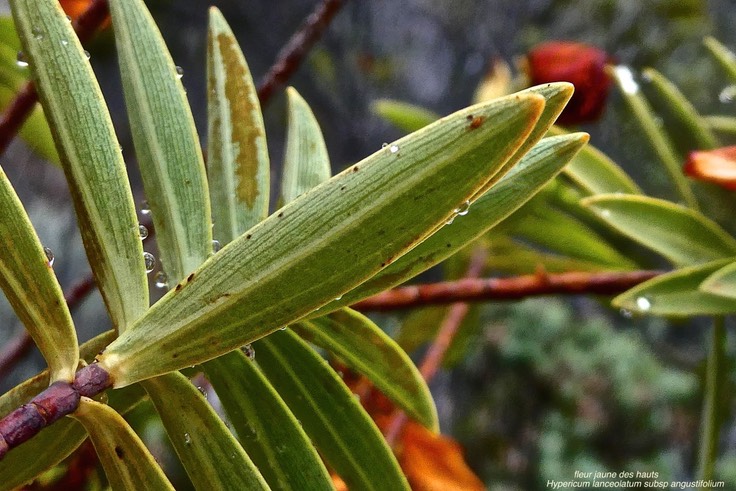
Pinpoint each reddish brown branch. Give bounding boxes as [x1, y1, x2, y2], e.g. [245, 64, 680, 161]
[384, 248, 488, 446]
[257, 0, 346, 104]
[0, 0, 110, 158]
[354, 270, 663, 312]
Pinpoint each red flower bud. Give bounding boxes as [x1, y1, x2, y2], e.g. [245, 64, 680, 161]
[525, 41, 613, 126]
[59, 0, 111, 29]
[684, 146, 736, 191]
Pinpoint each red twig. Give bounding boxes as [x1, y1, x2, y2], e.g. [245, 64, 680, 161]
[354, 270, 663, 312]
[384, 248, 488, 446]
[0, 0, 110, 158]
[256, 0, 346, 104]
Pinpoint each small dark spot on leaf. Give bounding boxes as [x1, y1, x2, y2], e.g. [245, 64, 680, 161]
[115, 446, 124, 459]
[469, 115, 485, 130]
[353, 166, 359, 172]
[466, 114, 473, 121]
[175, 284, 183, 292]
[446, 243, 452, 248]
[172, 353, 179, 358]
[246, 234, 252, 239]
[277, 212, 284, 218]
[187, 273, 195, 282]
[380, 262, 386, 268]
[340, 186, 346, 191]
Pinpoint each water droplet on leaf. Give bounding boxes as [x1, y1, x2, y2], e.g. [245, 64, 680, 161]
[154, 271, 168, 289]
[719, 85, 736, 104]
[16, 52, 28, 68]
[389, 144, 400, 154]
[138, 224, 148, 240]
[184, 433, 191, 445]
[212, 239, 221, 253]
[454, 200, 470, 216]
[242, 344, 255, 360]
[143, 252, 156, 273]
[60, 39, 68, 47]
[32, 27, 44, 40]
[43, 247, 54, 267]
[140, 200, 151, 215]
[83, 50, 90, 60]
[635, 296, 652, 311]
[175, 65, 184, 79]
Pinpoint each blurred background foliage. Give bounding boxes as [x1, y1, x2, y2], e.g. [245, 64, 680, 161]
[1, 0, 736, 489]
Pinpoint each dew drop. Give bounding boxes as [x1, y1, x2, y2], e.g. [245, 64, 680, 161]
[454, 200, 470, 216]
[31, 27, 44, 40]
[154, 271, 168, 289]
[60, 39, 68, 47]
[600, 209, 611, 218]
[719, 85, 736, 104]
[381, 142, 388, 149]
[389, 144, 400, 154]
[16, 52, 28, 68]
[184, 433, 191, 445]
[614, 66, 639, 95]
[83, 50, 90, 61]
[212, 239, 221, 253]
[242, 344, 255, 360]
[635, 296, 652, 311]
[334, 294, 343, 301]
[140, 200, 151, 215]
[445, 216, 455, 225]
[138, 224, 148, 240]
[65, 14, 72, 23]
[143, 252, 156, 273]
[43, 247, 55, 267]
[278, 326, 287, 331]
[175, 65, 184, 79]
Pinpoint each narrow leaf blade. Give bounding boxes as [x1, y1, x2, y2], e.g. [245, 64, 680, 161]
[72, 398, 175, 491]
[700, 261, 736, 299]
[704, 37, 736, 83]
[613, 259, 736, 316]
[327, 133, 589, 308]
[142, 372, 269, 491]
[11, 0, 148, 331]
[294, 308, 438, 430]
[257, 330, 410, 491]
[99, 92, 546, 386]
[205, 351, 333, 491]
[372, 99, 439, 133]
[0, 168, 78, 381]
[109, 0, 211, 282]
[281, 87, 331, 203]
[582, 194, 736, 266]
[208, 7, 269, 243]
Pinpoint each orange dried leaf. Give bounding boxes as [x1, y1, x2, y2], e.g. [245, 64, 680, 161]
[396, 421, 484, 491]
[684, 146, 736, 190]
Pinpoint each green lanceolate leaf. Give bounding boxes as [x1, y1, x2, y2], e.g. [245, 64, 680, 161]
[0, 383, 146, 491]
[0, 168, 78, 382]
[109, 0, 212, 282]
[11, 0, 148, 331]
[471, 82, 573, 200]
[295, 308, 438, 430]
[281, 87, 331, 203]
[205, 351, 333, 491]
[72, 398, 175, 491]
[613, 259, 736, 316]
[704, 115, 736, 137]
[548, 126, 641, 195]
[207, 7, 269, 244]
[257, 329, 410, 491]
[98, 92, 545, 387]
[700, 261, 736, 299]
[323, 133, 588, 308]
[642, 68, 719, 150]
[142, 373, 269, 491]
[582, 194, 736, 266]
[704, 37, 736, 83]
[611, 66, 698, 209]
[372, 99, 439, 133]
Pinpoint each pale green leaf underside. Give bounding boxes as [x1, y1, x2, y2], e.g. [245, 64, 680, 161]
[0, 383, 146, 491]
[11, 0, 148, 332]
[0, 167, 78, 382]
[700, 261, 736, 299]
[110, 0, 211, 283]
[549, 126, 641, 195]
[100, 92, 545, 386]
[206, 351, 334, 491]
[326, 133, 589, 308]
[73, 398, 175, 491]
[295, 308, 437, 430]
[372, 99, 439, 133]
[208, 7, 269, 243]
[641, 68, 718, 150]
[257, 329, 410, 491]
[281, 87, 332, 203]
[582, 194, 736, 267]
[613, 259, 736, 316]
[142, 372, 269, 491]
